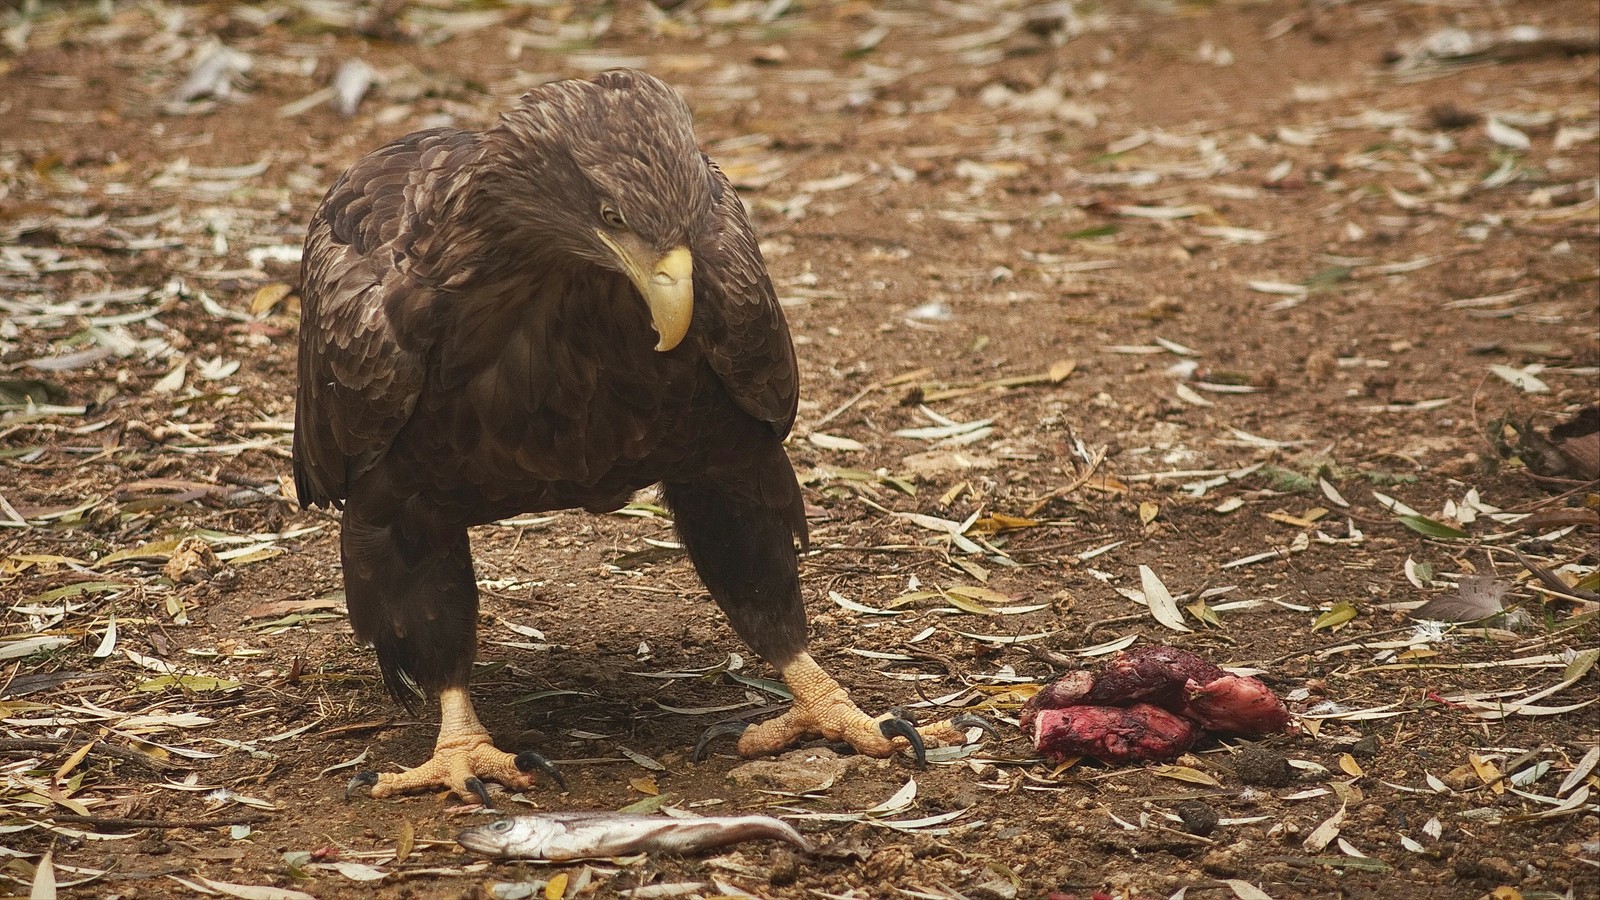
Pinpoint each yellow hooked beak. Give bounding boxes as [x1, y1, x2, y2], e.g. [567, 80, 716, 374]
[597, 233, 694, 352]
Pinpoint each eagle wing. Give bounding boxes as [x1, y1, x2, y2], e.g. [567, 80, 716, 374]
[694, 161, 800, 438]
[292, 129, 482, 509]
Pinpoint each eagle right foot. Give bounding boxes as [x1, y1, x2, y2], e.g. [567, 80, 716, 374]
[692, 653, 990, 766]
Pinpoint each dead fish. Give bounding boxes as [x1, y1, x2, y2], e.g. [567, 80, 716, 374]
[457, 812, 812, 861]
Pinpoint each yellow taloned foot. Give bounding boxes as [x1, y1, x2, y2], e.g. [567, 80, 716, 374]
[353, 686, 563, 805]
[732, 653, 986, 764]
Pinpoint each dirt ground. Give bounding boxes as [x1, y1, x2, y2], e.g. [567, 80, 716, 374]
[2, 0, 1597, 897]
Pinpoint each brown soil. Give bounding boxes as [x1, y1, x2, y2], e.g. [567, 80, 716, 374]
[2, 1, 1597, 898]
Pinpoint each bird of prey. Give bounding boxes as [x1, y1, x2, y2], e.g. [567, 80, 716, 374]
[293, 69, 974, 804]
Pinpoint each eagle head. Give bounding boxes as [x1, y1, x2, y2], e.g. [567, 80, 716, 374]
[481, 69, 719, 351]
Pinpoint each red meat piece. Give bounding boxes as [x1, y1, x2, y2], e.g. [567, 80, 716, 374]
[1019, 670, 1094, 729]
[1182, 674, 1293, 736]
[1031, 702, 1198, 764]
[1087, 645, 1226, 707]
[1022, 645, 1294, 761]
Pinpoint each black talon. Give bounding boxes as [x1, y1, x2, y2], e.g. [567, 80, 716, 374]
[463, 776, 494, 809]
[878, 715, 927, 769]
[345, 771, 379, 801]
[950, 713, 1001, 740]
[515, 750, 568, 791]
[693, 721, 751, 763]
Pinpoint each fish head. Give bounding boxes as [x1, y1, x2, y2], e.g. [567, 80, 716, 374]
[457, 816, 562, 858]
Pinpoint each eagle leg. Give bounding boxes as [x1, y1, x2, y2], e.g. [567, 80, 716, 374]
[352, 686, 562, 805]
[667, 456, 983, 765]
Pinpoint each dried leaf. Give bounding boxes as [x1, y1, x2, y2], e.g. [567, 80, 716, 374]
[152, 359, 187, 394]
[249, 283, 293, 317]
[1488, 364, 1549, 393]
[809, 432, 866, 451]
[846, 778, 913, 818]
[395, 818, 414, 864]
[1469, 753, 1503, 793]
[1558, 745, 1599, 797]
[1338, 754, 1365, 779]
[1186, 597, 1222, 628]
[1404, 557, 1433, 589]
[30, 849, 55, 900]
[945, 584, 1015, 606]
[1138, 500, 1160, 525]
[1302, 802, 1346, 852]
[98, 538, 186, 566]
[243, 596, 342, 619]
[1318, 478, 1349, 508]
[618, 794, 671, 815]
[620, 746, 665, 771]
[0, 635, 73, 660]
[53, 740, 95, 784]
[1138, 565, 1192, 633]
[1223, 880, 1275, 900]
[92, 615, 118, 658]
[1151, 765, 1221, 787]
[325, 862, 385, 882]
[969, 512, 1040, 534]
[941, 590, 997, 616]
[1396, 514, 1467, 539]
[1175, 382, 1215, 407]
[829, 590, 901, 616]
[1485, 117, 1532, 151]
[948, 629, 1055, 644]
[1562, 648, 1598, 684]
[135, 674, 241, 692]
[1311, 602, 1358, 631]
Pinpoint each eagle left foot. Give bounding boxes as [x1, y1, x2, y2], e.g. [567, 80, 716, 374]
[346, 686, 564, 807]
[347, 741, 563, 807]
[693, 653, 991, 766]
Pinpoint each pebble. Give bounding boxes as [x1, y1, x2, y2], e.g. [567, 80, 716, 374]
[726, 747, 867, 793]
[1454, 855, 1519, 883]
[1175, 800, 1220, 837]
[1231, 745, 1295, 787]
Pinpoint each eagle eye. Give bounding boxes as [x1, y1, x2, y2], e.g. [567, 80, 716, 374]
[600, 204, 627, 229]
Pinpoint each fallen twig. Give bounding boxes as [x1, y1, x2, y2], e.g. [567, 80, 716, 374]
[1024, 446, 1109, 517]
[0, 738, 187, 773]
[49, 812, 268, 830]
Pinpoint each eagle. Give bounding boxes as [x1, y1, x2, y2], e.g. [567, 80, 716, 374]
[293, 69, 975, 804]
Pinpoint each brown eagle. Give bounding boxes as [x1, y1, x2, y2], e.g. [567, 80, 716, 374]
[293, 69, 973, 803]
